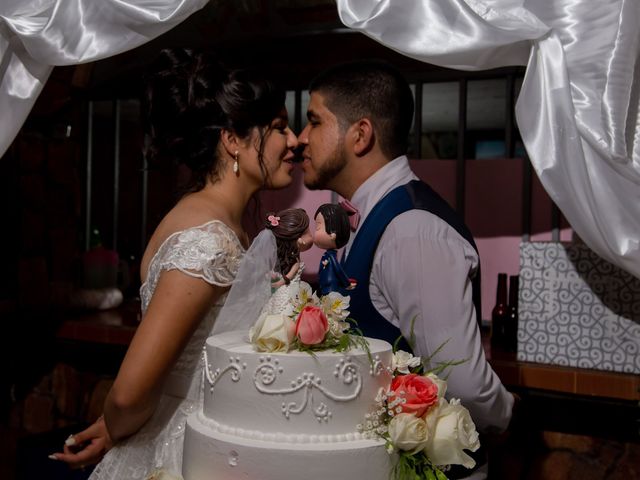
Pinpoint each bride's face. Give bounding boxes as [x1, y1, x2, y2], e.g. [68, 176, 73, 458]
[245, 108, 298, 190]
[297, 227, 313, 252]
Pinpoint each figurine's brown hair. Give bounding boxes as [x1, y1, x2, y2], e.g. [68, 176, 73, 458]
[266, 208, 310, 282]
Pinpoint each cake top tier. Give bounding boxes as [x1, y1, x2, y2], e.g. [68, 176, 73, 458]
[202, 330, 393, 437]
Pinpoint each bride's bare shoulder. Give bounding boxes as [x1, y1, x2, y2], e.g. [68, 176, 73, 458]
[161, 197, 224, 234]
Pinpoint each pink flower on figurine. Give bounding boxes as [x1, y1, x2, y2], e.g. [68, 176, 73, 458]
[267, 215, 280, 227]
[389, 373, 439, 418]
[295, 305, 329, 345]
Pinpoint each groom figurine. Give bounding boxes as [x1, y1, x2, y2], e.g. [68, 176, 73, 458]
[313, 203, 356, 295]
[297, 60, 515, 480]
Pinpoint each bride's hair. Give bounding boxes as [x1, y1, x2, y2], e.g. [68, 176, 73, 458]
[266, 208, 310, 283]
[143, 48, 285, 192]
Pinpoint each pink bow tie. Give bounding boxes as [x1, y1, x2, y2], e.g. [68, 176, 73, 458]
[339, 199, 360, 232]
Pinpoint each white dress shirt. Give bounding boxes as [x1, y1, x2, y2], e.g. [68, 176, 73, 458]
[344, 156, 514, 437]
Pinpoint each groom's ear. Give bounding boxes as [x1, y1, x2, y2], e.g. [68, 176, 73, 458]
[350, 118, 374, 156]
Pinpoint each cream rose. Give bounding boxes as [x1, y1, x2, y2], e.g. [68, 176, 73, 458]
[424, 399, 480, 469]
[391, 350, 422, 374]
[388, 413, 429, 454]
[249, 313, 295, 352]
[426, 373, 447, 400]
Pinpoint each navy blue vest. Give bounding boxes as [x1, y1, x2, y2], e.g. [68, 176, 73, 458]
[339, 180, 482, 351]
[340, 180, 487, 477]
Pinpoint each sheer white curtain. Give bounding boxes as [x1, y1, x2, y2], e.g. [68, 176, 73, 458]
[0, 0, 208, 158]
[337, 0, 640, 280]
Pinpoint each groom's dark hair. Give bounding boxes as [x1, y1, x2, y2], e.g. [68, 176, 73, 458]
[309, 60, 414, 159]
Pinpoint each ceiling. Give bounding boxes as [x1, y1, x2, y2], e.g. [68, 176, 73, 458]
[32, 1, 523, 133]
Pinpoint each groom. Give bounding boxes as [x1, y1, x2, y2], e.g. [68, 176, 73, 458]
[297, 60, 515, 479]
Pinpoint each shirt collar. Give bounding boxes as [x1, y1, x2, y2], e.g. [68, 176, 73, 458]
[348, 155, 417, 227]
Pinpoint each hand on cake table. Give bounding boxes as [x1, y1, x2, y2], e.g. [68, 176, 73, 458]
[49, 414, 113, 469]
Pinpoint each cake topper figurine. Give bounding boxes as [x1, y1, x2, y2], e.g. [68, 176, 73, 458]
[265, 208, 312, 289]
[314, 203, 357, 295]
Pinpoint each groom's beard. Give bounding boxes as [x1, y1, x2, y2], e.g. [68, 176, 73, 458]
[304, 140, 347, 191]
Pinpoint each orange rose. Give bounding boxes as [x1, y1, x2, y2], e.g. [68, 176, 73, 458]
[389, 373, 439, 418]
[295, 305, 329, 345]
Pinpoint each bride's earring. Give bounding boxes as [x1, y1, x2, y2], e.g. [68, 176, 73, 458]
[233, 151, 239, 175]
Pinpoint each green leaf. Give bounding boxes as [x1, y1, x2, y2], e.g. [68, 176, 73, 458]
[435, 468, 449, 480]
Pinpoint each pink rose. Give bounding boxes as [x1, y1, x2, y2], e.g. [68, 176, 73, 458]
[295, 306, 329, 345]
[390, 373, 439, 418]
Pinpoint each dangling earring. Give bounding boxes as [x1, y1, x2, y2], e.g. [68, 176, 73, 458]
[233, 151, 239, 175]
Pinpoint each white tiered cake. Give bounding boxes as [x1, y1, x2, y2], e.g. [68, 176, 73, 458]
[182, 330, 394, 480]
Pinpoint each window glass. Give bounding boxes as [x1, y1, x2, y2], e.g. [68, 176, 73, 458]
[421, 82, 458, 159]
[467, 79, 506, 159]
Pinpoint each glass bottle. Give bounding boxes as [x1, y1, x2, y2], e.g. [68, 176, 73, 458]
[491, 273, 509, 351]
[506, 275, 519, 353]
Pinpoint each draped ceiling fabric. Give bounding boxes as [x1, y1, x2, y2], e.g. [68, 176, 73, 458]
[337, 0, 640, 280]
[0, 0, 208, 159]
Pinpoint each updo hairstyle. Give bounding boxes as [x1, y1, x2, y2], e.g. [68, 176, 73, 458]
[144, 48, 285, 192]
[266, 208, 310, 283]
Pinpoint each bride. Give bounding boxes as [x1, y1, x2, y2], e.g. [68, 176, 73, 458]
[51, 47, 299, 479]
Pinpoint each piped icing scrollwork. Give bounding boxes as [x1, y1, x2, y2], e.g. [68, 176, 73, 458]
[203, 347, 247, 393]
[253, 356, 363, 422]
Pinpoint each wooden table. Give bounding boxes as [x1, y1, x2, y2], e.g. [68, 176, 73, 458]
[55, 304, 639, 439]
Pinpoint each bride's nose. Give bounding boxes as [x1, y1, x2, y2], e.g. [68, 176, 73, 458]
[286, 128, 298, 149]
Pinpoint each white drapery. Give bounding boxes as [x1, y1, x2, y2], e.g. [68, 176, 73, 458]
[1, 1, 638, 280]
[337, 0, 640, 280]
[0, 0, 208, 158]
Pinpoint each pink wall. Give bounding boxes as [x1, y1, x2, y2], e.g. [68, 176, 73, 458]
[259, 158, 572, 322]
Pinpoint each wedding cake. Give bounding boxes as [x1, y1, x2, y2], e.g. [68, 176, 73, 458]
[182, 330, 393, 480]
[182, 279, 481, 480]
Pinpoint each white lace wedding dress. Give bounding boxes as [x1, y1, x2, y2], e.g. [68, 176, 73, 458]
[89, 220, 244, 480]
[263, 262, 305, 315]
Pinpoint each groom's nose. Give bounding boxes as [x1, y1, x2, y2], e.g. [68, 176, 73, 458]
[297, 123, 310, 145]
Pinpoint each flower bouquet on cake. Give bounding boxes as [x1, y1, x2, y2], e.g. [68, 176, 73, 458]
[249, 281, 369, 354]
[359, 344, 480, 480]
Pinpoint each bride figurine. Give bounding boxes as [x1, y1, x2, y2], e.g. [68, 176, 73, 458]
[262, 208, 312, 314]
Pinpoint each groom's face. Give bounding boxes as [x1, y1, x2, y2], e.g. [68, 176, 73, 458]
[298, 91, 347, 191]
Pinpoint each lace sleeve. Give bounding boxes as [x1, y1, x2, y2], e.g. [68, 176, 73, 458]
[155, 221, 244, 287]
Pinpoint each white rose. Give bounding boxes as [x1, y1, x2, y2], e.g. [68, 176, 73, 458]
[249, 313, 295, 353]
[424, 399, 480, 469]
[388, 413, 429, 454]
[391, 350, 422, 374]
[426, 373, 447, 400]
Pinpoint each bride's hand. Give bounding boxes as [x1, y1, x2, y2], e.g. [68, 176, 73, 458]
[49, 415, 113, 468]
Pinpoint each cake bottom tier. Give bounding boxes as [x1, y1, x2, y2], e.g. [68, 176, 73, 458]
[183, 414, 393, 480]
